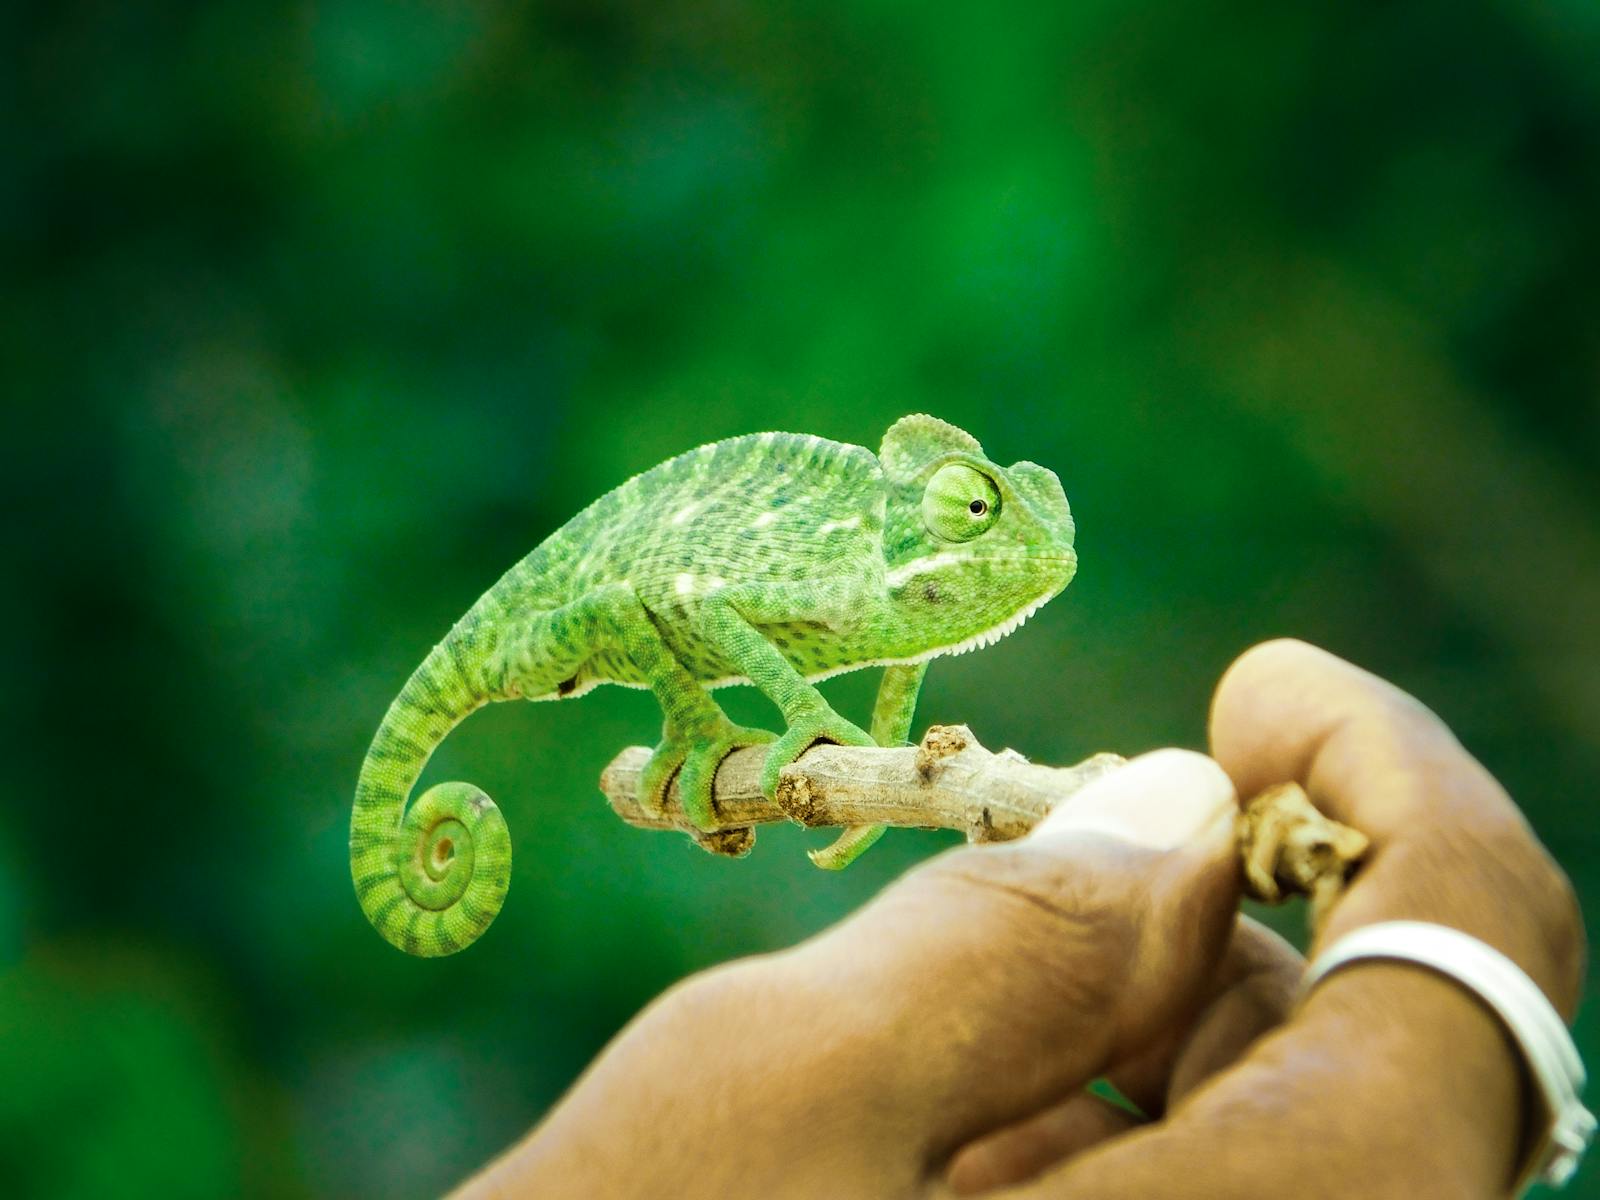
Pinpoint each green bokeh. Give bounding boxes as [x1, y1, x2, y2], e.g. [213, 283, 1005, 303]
[6, 2, 1599, 1196]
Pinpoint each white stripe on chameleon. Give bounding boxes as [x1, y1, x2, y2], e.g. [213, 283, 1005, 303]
[527, 585, 1059, 700]
[674, 573, 697, 596]
[884, 552, 969, 588]
[752, 512, 778, 528]
[670, 505, 698, 525]
[818, 516, 861, 534]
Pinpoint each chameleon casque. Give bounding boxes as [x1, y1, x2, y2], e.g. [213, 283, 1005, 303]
[352, 414, 1077, 956]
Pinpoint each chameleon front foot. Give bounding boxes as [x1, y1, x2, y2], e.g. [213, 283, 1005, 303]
[760, 706, 877, 800]
[638, 721, 776, 832]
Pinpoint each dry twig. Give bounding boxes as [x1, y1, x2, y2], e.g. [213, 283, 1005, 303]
[599, 724, 1367, 916]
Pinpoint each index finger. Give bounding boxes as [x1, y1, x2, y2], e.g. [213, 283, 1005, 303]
[1208, 638, 1582, 1012]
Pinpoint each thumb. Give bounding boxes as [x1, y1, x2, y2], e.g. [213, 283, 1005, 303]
[1028, 748, 1245, 1058]
[783, 749, 1240, 1163]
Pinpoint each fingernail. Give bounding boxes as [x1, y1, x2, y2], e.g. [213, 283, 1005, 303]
[1031, 749, 1238, 852]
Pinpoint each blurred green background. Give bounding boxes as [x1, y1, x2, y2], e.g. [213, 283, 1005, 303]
[6, 1, 1599, 1196]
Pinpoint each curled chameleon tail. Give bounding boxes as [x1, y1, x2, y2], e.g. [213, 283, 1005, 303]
[350, 626, 512, 957]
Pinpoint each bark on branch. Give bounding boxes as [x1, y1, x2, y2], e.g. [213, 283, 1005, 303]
[599, 724, 1367, 916]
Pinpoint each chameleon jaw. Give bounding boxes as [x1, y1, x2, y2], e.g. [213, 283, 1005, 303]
[786, 581, 1063, 683]
[913, 587, 1057, 660]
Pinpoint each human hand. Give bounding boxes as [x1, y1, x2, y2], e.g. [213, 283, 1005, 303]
[961, 639, 1585, 1198]
[452, 640, 1583, 1198]
[455, 743, 1272, 1199]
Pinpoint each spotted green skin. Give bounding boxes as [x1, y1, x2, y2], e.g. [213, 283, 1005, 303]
[352, 415, 1077, 956]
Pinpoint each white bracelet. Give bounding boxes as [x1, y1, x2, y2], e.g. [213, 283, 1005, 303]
[1300, 920, 1594, 1193]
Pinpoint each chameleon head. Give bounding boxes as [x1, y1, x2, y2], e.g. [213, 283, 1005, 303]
[878, 415, 1077, 655]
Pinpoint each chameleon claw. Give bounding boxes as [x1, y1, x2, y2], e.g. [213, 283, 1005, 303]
[676, 724, 776, 831]
[760, 708, 877, 800]
[636, 739, 690, 820]
[808, 823, 887, 870]
[640, 722, 776, 832]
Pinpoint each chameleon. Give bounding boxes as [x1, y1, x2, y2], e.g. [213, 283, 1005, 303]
[351, 414, 1077, 956]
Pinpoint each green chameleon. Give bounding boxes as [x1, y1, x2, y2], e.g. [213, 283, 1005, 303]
[351, 414, 1077, 956]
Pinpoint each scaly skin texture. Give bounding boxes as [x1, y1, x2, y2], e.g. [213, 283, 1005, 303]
[351, 415, 1077, 956]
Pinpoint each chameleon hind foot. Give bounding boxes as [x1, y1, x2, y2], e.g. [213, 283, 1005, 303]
[638, 720, 776, 831]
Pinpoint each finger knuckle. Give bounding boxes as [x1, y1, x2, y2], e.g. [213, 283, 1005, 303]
[907, 843, 1139, 1008]
[1406, 820, 1586, 1011]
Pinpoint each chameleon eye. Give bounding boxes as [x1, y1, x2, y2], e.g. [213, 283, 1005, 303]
[922, 464, 1001, 541]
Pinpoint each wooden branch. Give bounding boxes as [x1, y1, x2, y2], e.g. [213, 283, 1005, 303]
[1239, 782, 1371, 925]
[599, 724, 1367, 916]
[600, 724, 1126, 854]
